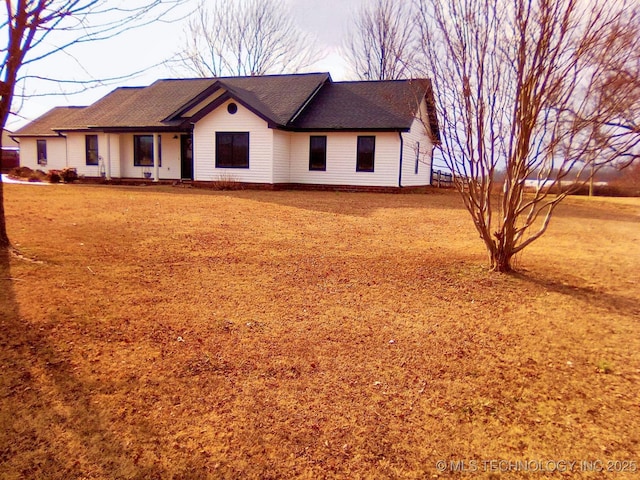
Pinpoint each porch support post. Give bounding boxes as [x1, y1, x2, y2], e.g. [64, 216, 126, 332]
[153, 133, 160, 182]
[106, 133, 112, 180]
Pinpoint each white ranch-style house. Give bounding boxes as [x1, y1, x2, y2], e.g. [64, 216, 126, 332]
[12, 73, 440, 190]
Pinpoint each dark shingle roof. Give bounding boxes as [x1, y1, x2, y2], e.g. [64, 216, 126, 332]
[218, 73, 329, 126]
[70, 79, 217, 129]
[168, 73, 330, 126]
[77, 73, 329, 129]
[12, 107, 86, 136]
[12, 73, 440, 139]
[290, 79, 434, 132]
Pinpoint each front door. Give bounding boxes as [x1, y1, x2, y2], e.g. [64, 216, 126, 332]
[180, 134, 193, 180]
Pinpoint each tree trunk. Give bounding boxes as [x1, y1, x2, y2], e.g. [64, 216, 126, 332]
[490, 246, 513, 272]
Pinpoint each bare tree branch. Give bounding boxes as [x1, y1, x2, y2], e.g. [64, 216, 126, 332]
[343, 0, 418, 80]
[417, 0, 640, 272]
[169, 0, 324, 78]
[0, 0, 188, 250]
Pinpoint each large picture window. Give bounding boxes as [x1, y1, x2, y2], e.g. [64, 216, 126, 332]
[309, 136, 327, 171]
[216, 132, 249, 168]
[356, 136, 375, 172]
[86, 135, 99, 165]
[37, 139, 47, 165]
[134, 135, 161, 166]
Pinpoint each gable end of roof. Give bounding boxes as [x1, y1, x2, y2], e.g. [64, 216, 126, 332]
[162, 80, 222, 122]
[187, 91, 279, 128]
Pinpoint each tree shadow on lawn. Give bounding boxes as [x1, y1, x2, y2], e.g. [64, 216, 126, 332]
[0, 249, 200, 478]
[225, 188, 464, 217]
[509, 270, 640, 318]
[235, 188, 636, 222]
[552, 198, 640, 223]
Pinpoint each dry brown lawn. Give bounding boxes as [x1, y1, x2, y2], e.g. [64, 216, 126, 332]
[1, 184, 639, 479]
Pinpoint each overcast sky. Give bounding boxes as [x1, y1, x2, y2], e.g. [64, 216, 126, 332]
[7, 0, 366, 130]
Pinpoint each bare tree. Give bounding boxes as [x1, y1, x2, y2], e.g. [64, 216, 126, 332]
[343, 0, 418, 80]
[171, 0, 322, 77]
[417, 0, 640, 272]
[0, 0, 185, 250]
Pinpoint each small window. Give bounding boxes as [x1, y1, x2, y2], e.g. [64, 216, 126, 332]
[134, 135, 161, 167]
[356, 136, 375, 172]
[37, 139, 47, 165]
[415, 141, 420, 174]
[216, 132, 249, 168]
[309, 136, 327, 171]
[227, 103, 238, 114]
[86, 135, 99, 165]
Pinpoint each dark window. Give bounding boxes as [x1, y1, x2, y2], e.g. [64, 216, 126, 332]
[309, 136, 327, 171]
[86, 135, 99, 165]
[216, 132, 249, 168]
[37, 139, 47, 165]
[134, 135, 161, 167]
[415, 141, 420, 174]
[227, 103, 238, 114]
[356, 136, 375, 172]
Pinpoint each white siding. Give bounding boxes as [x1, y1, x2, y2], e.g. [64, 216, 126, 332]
[118, 133, 181, 180]
[272, 130, 291, 183]
[20, 133, 183, 180]
[18, 137, 67, 171]
[193, 100, 273, 183]
[105, 134, 121, 179]
[64, 133, 128, 179]
[66, 133, 100, 177]
[400, 99, 434, 187]
[289, 131, 400, 187]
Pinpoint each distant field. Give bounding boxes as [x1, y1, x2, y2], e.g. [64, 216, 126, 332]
[1, 184, 639, 479]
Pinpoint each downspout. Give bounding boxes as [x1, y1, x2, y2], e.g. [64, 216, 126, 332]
[63, 133, 69, 167]
[191, 123, 196, 180]
[398, 132, 404, 188]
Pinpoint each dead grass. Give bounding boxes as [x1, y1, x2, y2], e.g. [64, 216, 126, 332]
[1, 184, 639, 479]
